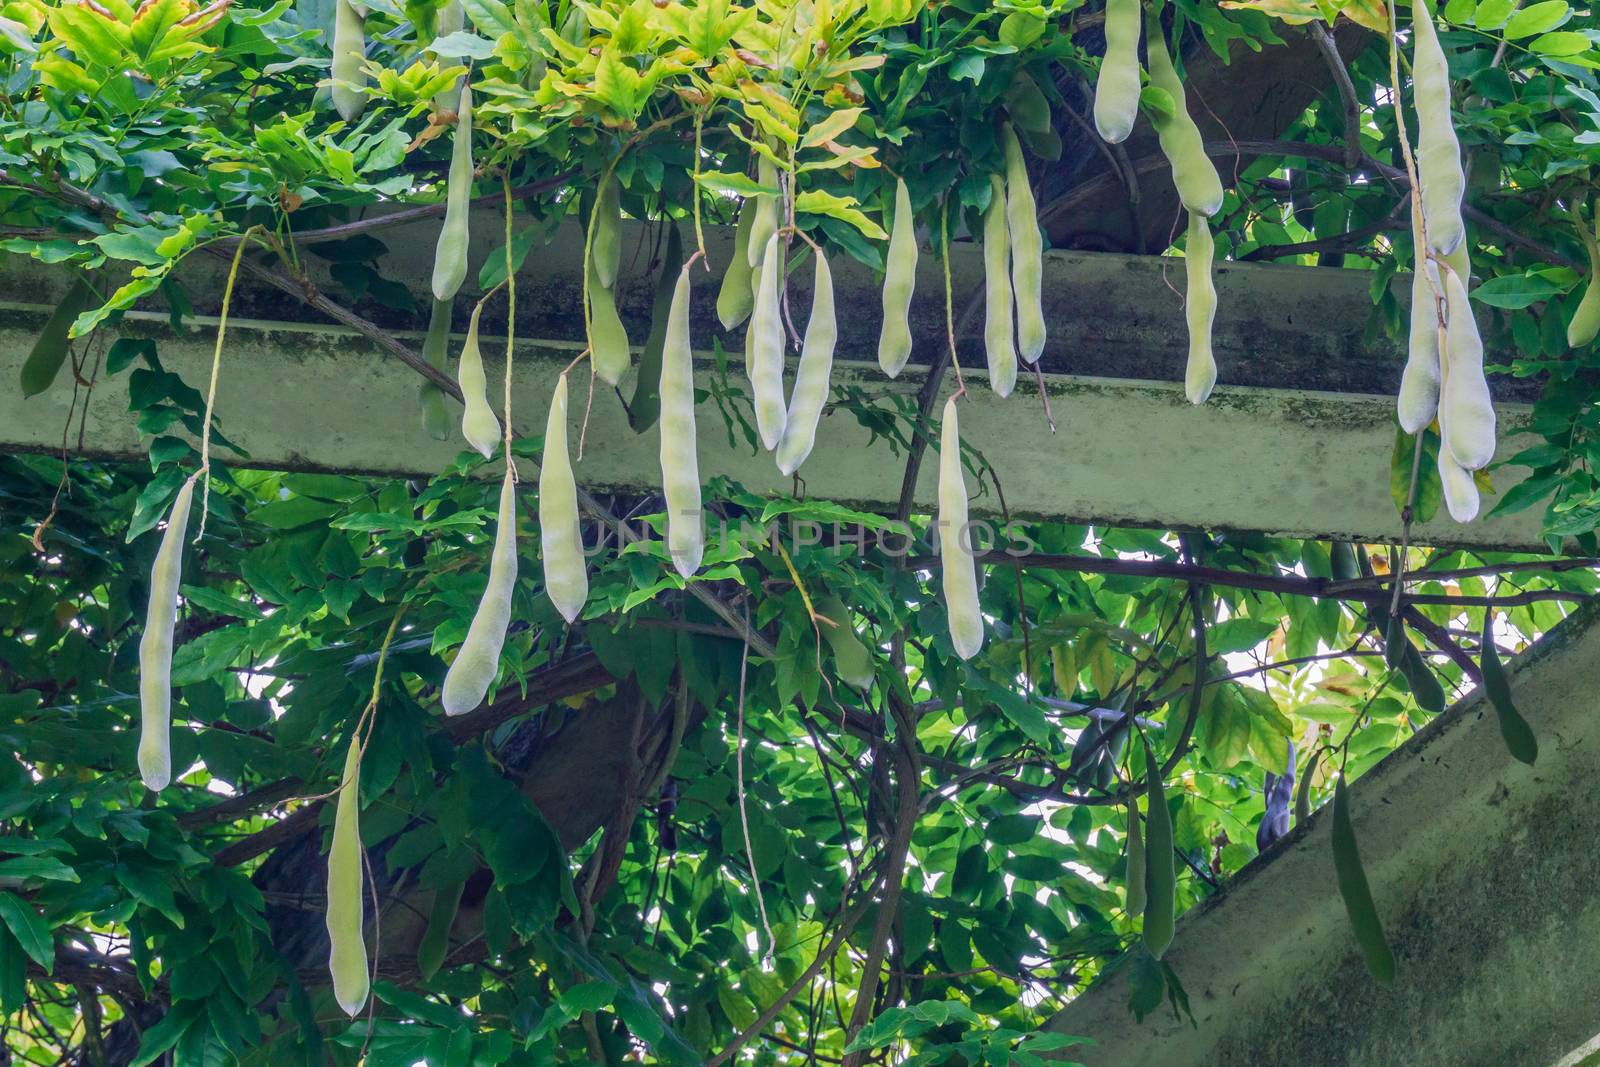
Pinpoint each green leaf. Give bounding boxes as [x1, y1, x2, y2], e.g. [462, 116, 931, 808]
[1503, 0, 1569, 38]
[794, 190, 888, 240]
[1471, 272, 1562, 309]
[0, 893, 52, 972]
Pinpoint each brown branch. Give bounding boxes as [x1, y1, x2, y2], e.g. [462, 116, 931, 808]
[1309, 22, 1364, 170]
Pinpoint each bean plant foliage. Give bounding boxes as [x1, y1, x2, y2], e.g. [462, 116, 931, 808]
[2, 0, 1600, 1063]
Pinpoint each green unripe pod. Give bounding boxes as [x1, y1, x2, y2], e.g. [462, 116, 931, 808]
[587, 257, 631, 386]
[440, 469, 518, 715]
[1125, 800, 1146, 919]
[938, 397, 983, 660]
[539, 375, 587, 624]
[330, 0, 367, 122]
[659, 262, 703, 578]
[1093, 0, 1141, 144]
[420, 296, 454, 440]
[776, 249, 837, 476]
[591, 175, 622, 291]
[1183, 210, 1217, 405]
[138, 474, 197, 793]
[747, 155, 780, 271]
[431, 84, 473, 302]
[1568, 207, 1600, 348]
[1438, 263, 1494, 471]
[457, 301, 501, 459]
[1412, 0, 1466, 257]
[1002, 126, 1046, 363]
[20, 275, 94, 398]
[1142, 751, 1176, 959]
[877, 178, 917, 378]
[416, 878, 464, 983]
[1145, 14, 1224, 218]
[750, 232, 788, 451]
[326, 734, 369, 1015]
[1331, 775, 1396, 983]
[716, 204, 757, 331]
[815, 595, 874, 690]
[983, 175, 1017, 399]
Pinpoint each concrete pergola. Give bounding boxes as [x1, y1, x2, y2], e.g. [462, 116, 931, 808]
[4, 217, 1591, 1063]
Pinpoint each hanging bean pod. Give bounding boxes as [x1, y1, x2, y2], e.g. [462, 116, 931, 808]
[431, 84, 473, 303]
[592, 176, 622, 290]
[420, 296, 454, 440]
[747, 155, 780, 271]
[540, 376, 587, 623]
[1568, 205, 1600, 348]
[326, 735, 369, 1015]
[750, 232, 788, 451]
[939, 397, 983, 660]
[1398, 202, 1441, 434]
[1142, 750, 1176, 959]
[1093, 0, 1141, 144]
[1002, 126, 1046, 363]
[878, 178, 917, 378]
[1438, 446, 1480, 523]
[776, 249, 837, 476]
[1439, 263, 1494, 471]
[138, 474, 197, 793]
[717, 204, 757, 331]
[431, 0, 464, 113]
[587, 256, 631, 386]
[1183, 210, 1217, 405]
[659, 263, 703, 578]
[1145, 13, 1224, 218]
[1331, 775, 1396, 983]
[457, 301, 501, 459]
[330, 0, 367, 122]
[1125, 798, 1147, 919]
[441, 469, 518, 715]
[1412, 0, 1466, 257]
[816, 595, 874, 691]
[983, 174, 1017, 399]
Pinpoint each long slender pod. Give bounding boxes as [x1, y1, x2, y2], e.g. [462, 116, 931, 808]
[1145, 12, 1224, 217]
[983, 175, 1017, 399]
[326, 735, 369, 1015]
[659, 263, 703, 578]
[19, 275, 95, 397]
[1142, 751, 1176, 958]
[716, 204, 757, 330]
[1412, 0, 1466, 256]
[592, 175, 622, 291]
[750, 232, 788, 450]
[431, 0, 464, 112]
[938, 398, 983, 660]
[877, 178, 917, 377]
[815, 595, 874, 690]
[587, 256, 631, 386]
[330, 0, 367, 122]
[440, 469, 518, 715]
[1183, 210, 1218, 404]
[1398, 200, 1441, 433]
[457, 301, 501, 458]
[1439, 262, 1494, 470]
[540, 376, 587, 623]
[1569, 204, 1600, 348]
[431, 84, 473, 302]
[1002, 126, 1046, 363]
[138, 474, 197, 792]
[1331, 775, 1396, 983]
[747, 154, 779, 270]
[1125, 799, 1147, 919]
[776, 250, 837, 476]
[1094, 0, 1141, 144]
[420, 296, 454, 440]
[629, 223, 685, 433]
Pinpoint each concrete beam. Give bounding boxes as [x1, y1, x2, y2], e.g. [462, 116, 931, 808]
[0, 297, 1546, 549]
[1045, 600, 1600, 1067]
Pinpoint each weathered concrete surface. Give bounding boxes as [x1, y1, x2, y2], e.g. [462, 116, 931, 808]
[0, 298, 1545, 548]
[1045, 599, 1600, 1067]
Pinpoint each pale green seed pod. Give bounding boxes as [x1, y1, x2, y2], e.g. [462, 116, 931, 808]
[939, 397, 983, 660]
[747, 155, 779, 270]
[1093, 0, 1141, 144]
[1412, 0, 1466, 256]
[420, 296, 454, 440]
[441, 469, 518, 715]
[592, 176, 622, 291]
[816, 595, 874, 691]
[1568, 211, 1600, 348]
[659, 263, 703, 578]
[457, 302, 500, 459]
[431, 84, 473, 303]
[750, 232, 788, 451]
[1439, 446, 1479, 523]
[776, 250, 837, 476]
[983, 175, 1017, 400]
[431, 0, 465, 113]
[1183, 210, 1217, 405]
[1399, 203, 1441, 434]
[330, 0, 367, 122]
[539, 376, 587, 623]
[1439, 263, 1494, 471]
[138, 474, 196, 793]
[1002, 126, 1046, 363]
[717, 203, 757, 330]
[1145, 14, 1224, 218]
[326, 735, 368, 1016]
[878, 178, 917, 378]
[587, 257, 631, 386]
